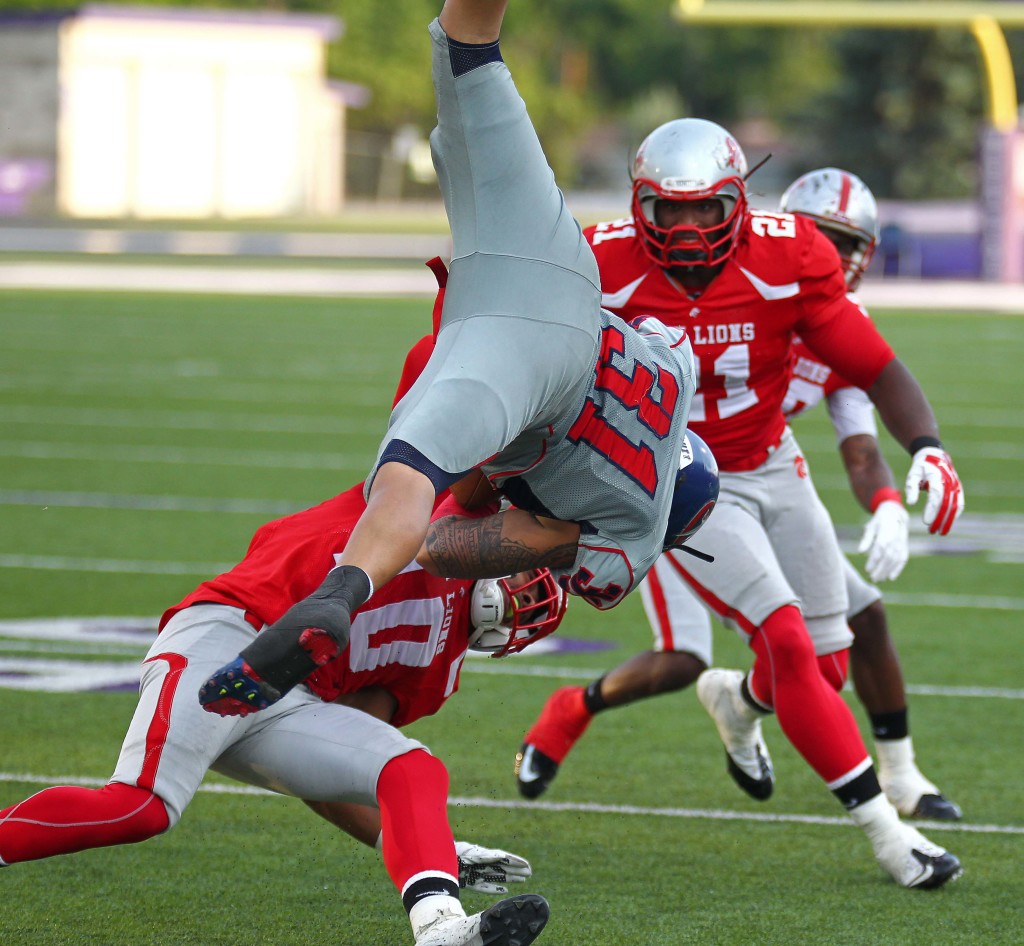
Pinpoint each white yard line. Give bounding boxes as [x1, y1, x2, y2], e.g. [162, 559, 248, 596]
[0, 770, 1018, 835]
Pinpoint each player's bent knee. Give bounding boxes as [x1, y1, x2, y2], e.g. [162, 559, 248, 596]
[105, 783, 173, 841]
[759, 605, 817, 667]
[816, 649, 850, 692]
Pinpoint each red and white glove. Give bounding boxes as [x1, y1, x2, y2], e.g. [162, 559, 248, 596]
[905, 447, 964, 536]
[858, 493, 909, 582]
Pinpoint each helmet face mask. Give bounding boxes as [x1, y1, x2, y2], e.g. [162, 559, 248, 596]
[468, 569, 567, 658]
[631, 118, 749, 270]
[779, 168, 879, 290]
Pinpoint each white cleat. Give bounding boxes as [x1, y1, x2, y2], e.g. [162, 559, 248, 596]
[415, 895, 549, 946]
[696, 668, 774, 800]
[870, 822, 963, 890]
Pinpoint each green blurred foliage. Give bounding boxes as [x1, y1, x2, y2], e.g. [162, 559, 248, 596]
[1, 0, 1020, 197]
[791, 28, 986, 198]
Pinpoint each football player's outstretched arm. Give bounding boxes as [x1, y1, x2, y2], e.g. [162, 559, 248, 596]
[420, 509, 580, 579]
[839, 431, 909, 582]
[867, 358, 965, 536]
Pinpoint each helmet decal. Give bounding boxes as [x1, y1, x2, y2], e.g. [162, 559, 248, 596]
[780, 168, 879, 290]
[664, 430, 720, 550]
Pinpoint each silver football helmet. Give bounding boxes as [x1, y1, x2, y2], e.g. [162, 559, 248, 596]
[630, 118, 749, 269]
[779, 167, 879, 290]
[468, 569, 567, 658]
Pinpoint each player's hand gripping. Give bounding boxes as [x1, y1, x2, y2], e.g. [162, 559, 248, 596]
[455, 841, 532, 895]
[904, 446, 964, 536]
[858, 499, 909, 582]
[199, 565, 372, 716]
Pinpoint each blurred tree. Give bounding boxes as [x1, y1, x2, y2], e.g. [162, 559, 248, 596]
[791, 29, 986, 198]
[3, 0, 1022, 198]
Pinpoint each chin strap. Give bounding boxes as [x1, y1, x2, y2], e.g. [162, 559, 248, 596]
[670, 544, 715, 563]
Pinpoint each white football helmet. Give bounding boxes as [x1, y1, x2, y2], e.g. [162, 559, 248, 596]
[468, 569, 567, 658]
[631, 118, 749, 269]
[779, 167, 879, 290]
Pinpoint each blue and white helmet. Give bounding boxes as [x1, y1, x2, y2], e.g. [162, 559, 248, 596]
[663, 430, 719, 551]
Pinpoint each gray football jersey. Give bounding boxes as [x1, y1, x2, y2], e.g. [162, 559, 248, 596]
[487, 311, 695, 608]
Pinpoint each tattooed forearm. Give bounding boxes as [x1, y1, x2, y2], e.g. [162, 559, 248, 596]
[424, 511, 579, 578]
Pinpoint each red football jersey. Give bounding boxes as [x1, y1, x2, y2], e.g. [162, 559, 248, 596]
[784, 337, 855, 420]
[160, 485, 478, 728]
[586, 211, 894, 471]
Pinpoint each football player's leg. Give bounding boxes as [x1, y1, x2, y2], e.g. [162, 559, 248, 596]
[380, 749, 549, 946]
[0, 783, 169, 865]
[430, 10, 594, 280]
[1, 606, 252, 864]
[845, 569, 962, 820]
[736, 605, 962, 888]
[516, 558, 710, 798]
[749, 605, 869, 785]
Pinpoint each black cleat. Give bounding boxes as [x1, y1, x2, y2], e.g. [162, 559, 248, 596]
[724, 750, 774, 801]
[514, 743, 559, 799]
[910, 849, 963, 890]
[479, 894, 550, 946]
[913, 793, 963, 821]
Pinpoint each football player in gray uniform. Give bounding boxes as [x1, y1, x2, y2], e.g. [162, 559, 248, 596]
[200, 2, 713, 731]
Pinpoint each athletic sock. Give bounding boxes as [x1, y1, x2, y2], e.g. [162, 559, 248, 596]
[377, 750, 458, 893]
[524, 686, 593, 763]
[446, 35, 503, 78]
[828, 759, 883, 810]
[583, 677, 609, 714]
[870, 708, 910, 741]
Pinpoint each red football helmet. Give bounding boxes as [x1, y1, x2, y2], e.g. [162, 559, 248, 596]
[468, 569, 567, 658]
[631, 118, 749, 270]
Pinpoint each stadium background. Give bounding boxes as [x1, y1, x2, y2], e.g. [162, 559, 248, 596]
[0, 1, 1022, 944]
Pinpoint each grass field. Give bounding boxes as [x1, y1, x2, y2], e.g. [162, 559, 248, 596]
[0, 287, 1021, 945]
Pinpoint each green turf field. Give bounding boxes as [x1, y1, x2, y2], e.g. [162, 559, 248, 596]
[0, 289, 1021, 945]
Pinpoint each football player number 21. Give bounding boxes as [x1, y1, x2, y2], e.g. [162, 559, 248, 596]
[688, 343, 758, 422]
[566, 325, 678, 498]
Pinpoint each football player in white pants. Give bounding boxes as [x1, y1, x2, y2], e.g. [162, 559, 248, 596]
[518, 169, 959, 822]
[516, 125, 965, 891]
[0, 477, 565, 946]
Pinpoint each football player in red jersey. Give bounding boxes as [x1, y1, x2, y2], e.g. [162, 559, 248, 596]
[778, 169, 960, 820]
[519, 168, 961, 823]
[0, 479, 564, 946]
[516, 119, 965, 891]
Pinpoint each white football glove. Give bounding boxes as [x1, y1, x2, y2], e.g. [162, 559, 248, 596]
[455, 840, 532, 895]
[904, 447, 965, 536]
[858, 500, 909, 582]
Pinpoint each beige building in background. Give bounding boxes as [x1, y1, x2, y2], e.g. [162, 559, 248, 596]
[0, 5, 350, 219]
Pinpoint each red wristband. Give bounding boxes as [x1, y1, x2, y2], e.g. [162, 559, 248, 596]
[870, 487, 903, 512]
